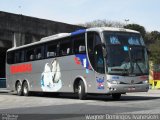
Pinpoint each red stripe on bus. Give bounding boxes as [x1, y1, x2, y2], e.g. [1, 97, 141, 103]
[10, 64, 32, 74]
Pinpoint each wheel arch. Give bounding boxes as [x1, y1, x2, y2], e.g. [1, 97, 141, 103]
[15, 80, 22, 91]
[73, 76, 87, 93]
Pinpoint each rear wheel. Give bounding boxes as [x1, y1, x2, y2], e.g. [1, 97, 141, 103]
[23, 81, 30, 96]
[78, 80, 86, 100]
[16, 82, 23, 96]
[112, 93, 121, 100]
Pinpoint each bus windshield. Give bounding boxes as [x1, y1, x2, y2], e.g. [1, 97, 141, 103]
[103, 32, 149, 76]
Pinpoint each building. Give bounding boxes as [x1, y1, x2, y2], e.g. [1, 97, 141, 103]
[0, 11, 84, 79]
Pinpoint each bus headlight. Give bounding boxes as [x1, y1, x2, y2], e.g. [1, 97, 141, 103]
[142, 80, 148, 84]
[109, 80, 120, 84]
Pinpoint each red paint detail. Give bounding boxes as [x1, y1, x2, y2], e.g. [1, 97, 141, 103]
[74, 57, 81, 65]
[140, 75, 148, 80]
[10, 64, 32, 74]
[153, 72, 160, 80]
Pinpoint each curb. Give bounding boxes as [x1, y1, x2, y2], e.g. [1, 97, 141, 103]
[0, 88, 10, 93]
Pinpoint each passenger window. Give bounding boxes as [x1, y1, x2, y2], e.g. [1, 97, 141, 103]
[73, 34, 86, 54]
[14, 52, 20, 63]
[35, 46, 43, 60]
[59, 39, 72, 56]
[47, 43, 57, 58]
[7, 52, 14, 64]
[26, 49, 35, 61]
[20, 50, 25, 63]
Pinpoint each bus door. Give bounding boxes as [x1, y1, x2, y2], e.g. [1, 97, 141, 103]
[87, 32, 106, 92]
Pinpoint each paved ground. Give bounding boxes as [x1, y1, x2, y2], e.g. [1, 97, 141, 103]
[0, 89, 160, 120]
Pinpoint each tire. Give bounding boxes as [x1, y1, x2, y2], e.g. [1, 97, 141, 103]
[112, 93, 121, 100]
[16, 82, 23, 96]
[23, 81, 30, 96]
[78, 80, 86, 100]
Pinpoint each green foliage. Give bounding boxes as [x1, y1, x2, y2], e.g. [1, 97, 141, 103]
[79, 19, 124, 28]
[147, 31, 160, 64]
[149, 41, 160, 64]
[124, 24, 146, 38]
[144, 31, 160, 47]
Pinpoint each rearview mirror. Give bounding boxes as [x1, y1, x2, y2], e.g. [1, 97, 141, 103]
[101, 43, 107, 57]
[94, 43, 107, 57]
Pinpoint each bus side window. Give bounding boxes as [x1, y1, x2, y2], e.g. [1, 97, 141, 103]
[73, 34, 85, 54]
[20, 50, 25, 63]
[14, 52, 20, 63]
[46, 43, 57, 58]
[35, 46, 44, 60]
[7, 52, 14, 64]
[26, 49, 35, 61]
[59, 38, 72, 56]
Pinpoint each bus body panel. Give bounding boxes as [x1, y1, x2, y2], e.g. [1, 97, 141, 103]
[6, 27, 149, 96]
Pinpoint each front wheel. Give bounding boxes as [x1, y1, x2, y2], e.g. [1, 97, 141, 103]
[78, 80, 86, 100]
[23, 81, 30, 96]
[112, 93, 121, 100]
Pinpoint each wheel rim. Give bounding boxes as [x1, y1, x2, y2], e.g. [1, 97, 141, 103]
[78, 84, 81, 94]
[23, 85, 28, 94]
[17, 84, 21, 93]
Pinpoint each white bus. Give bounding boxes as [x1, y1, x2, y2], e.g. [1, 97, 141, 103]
[6, 27, 149, 100]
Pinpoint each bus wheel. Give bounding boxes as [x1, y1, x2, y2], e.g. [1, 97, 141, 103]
[16, 82, 23, 96]
[78, 80, 86, 100]
[23, 81, 30, 96]
[112, 93, 121, 100]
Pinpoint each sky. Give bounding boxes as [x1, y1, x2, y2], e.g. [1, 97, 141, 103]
[0, 0, 160, 32]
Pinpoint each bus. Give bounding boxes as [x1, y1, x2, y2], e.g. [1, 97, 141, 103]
[6, 27, 149, 100]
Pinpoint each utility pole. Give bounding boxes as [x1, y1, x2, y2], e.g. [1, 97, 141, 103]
[124, 19, 129, 25]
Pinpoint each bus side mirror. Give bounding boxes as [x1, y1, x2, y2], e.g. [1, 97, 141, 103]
[101, 43, 107, 57]
[94, 43, 107, 57]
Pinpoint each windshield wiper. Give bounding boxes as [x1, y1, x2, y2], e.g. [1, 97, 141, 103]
[133, 59, 144, 75]
[121, 63, 130, 76]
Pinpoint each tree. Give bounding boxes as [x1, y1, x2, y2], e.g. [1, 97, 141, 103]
[149, 41, 160, 64]
[147, 31, 160, 64]
[124, 24, 146, 38]
[145, 31, 160, 46]
[79, 19, 124, 28]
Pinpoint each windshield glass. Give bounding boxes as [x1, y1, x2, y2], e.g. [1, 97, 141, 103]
[104, 32, 149, 76]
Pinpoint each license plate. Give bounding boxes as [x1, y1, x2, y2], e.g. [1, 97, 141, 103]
[128, 87, 135, 91]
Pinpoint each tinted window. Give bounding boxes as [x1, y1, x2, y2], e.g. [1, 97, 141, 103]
[46, 42, 58, 58]
[35, 46, 44, 60]
[14, 50, 25, 63]
[59, 38, 72, 56]
[104, 32, 143, 46]
[73, 34, 86, 54]
[26, 45, 44, 61]
[26, 48, 35, 61]
[7, 51, 14, 64]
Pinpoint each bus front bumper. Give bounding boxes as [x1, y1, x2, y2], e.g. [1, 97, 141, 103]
[107, 83, 149, 93]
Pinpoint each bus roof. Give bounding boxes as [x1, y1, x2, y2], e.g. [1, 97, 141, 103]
[7, 27, 140, 52]
[86, 27, 140, 33]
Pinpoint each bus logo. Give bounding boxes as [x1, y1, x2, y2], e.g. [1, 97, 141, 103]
[131, 80, 134, 84]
